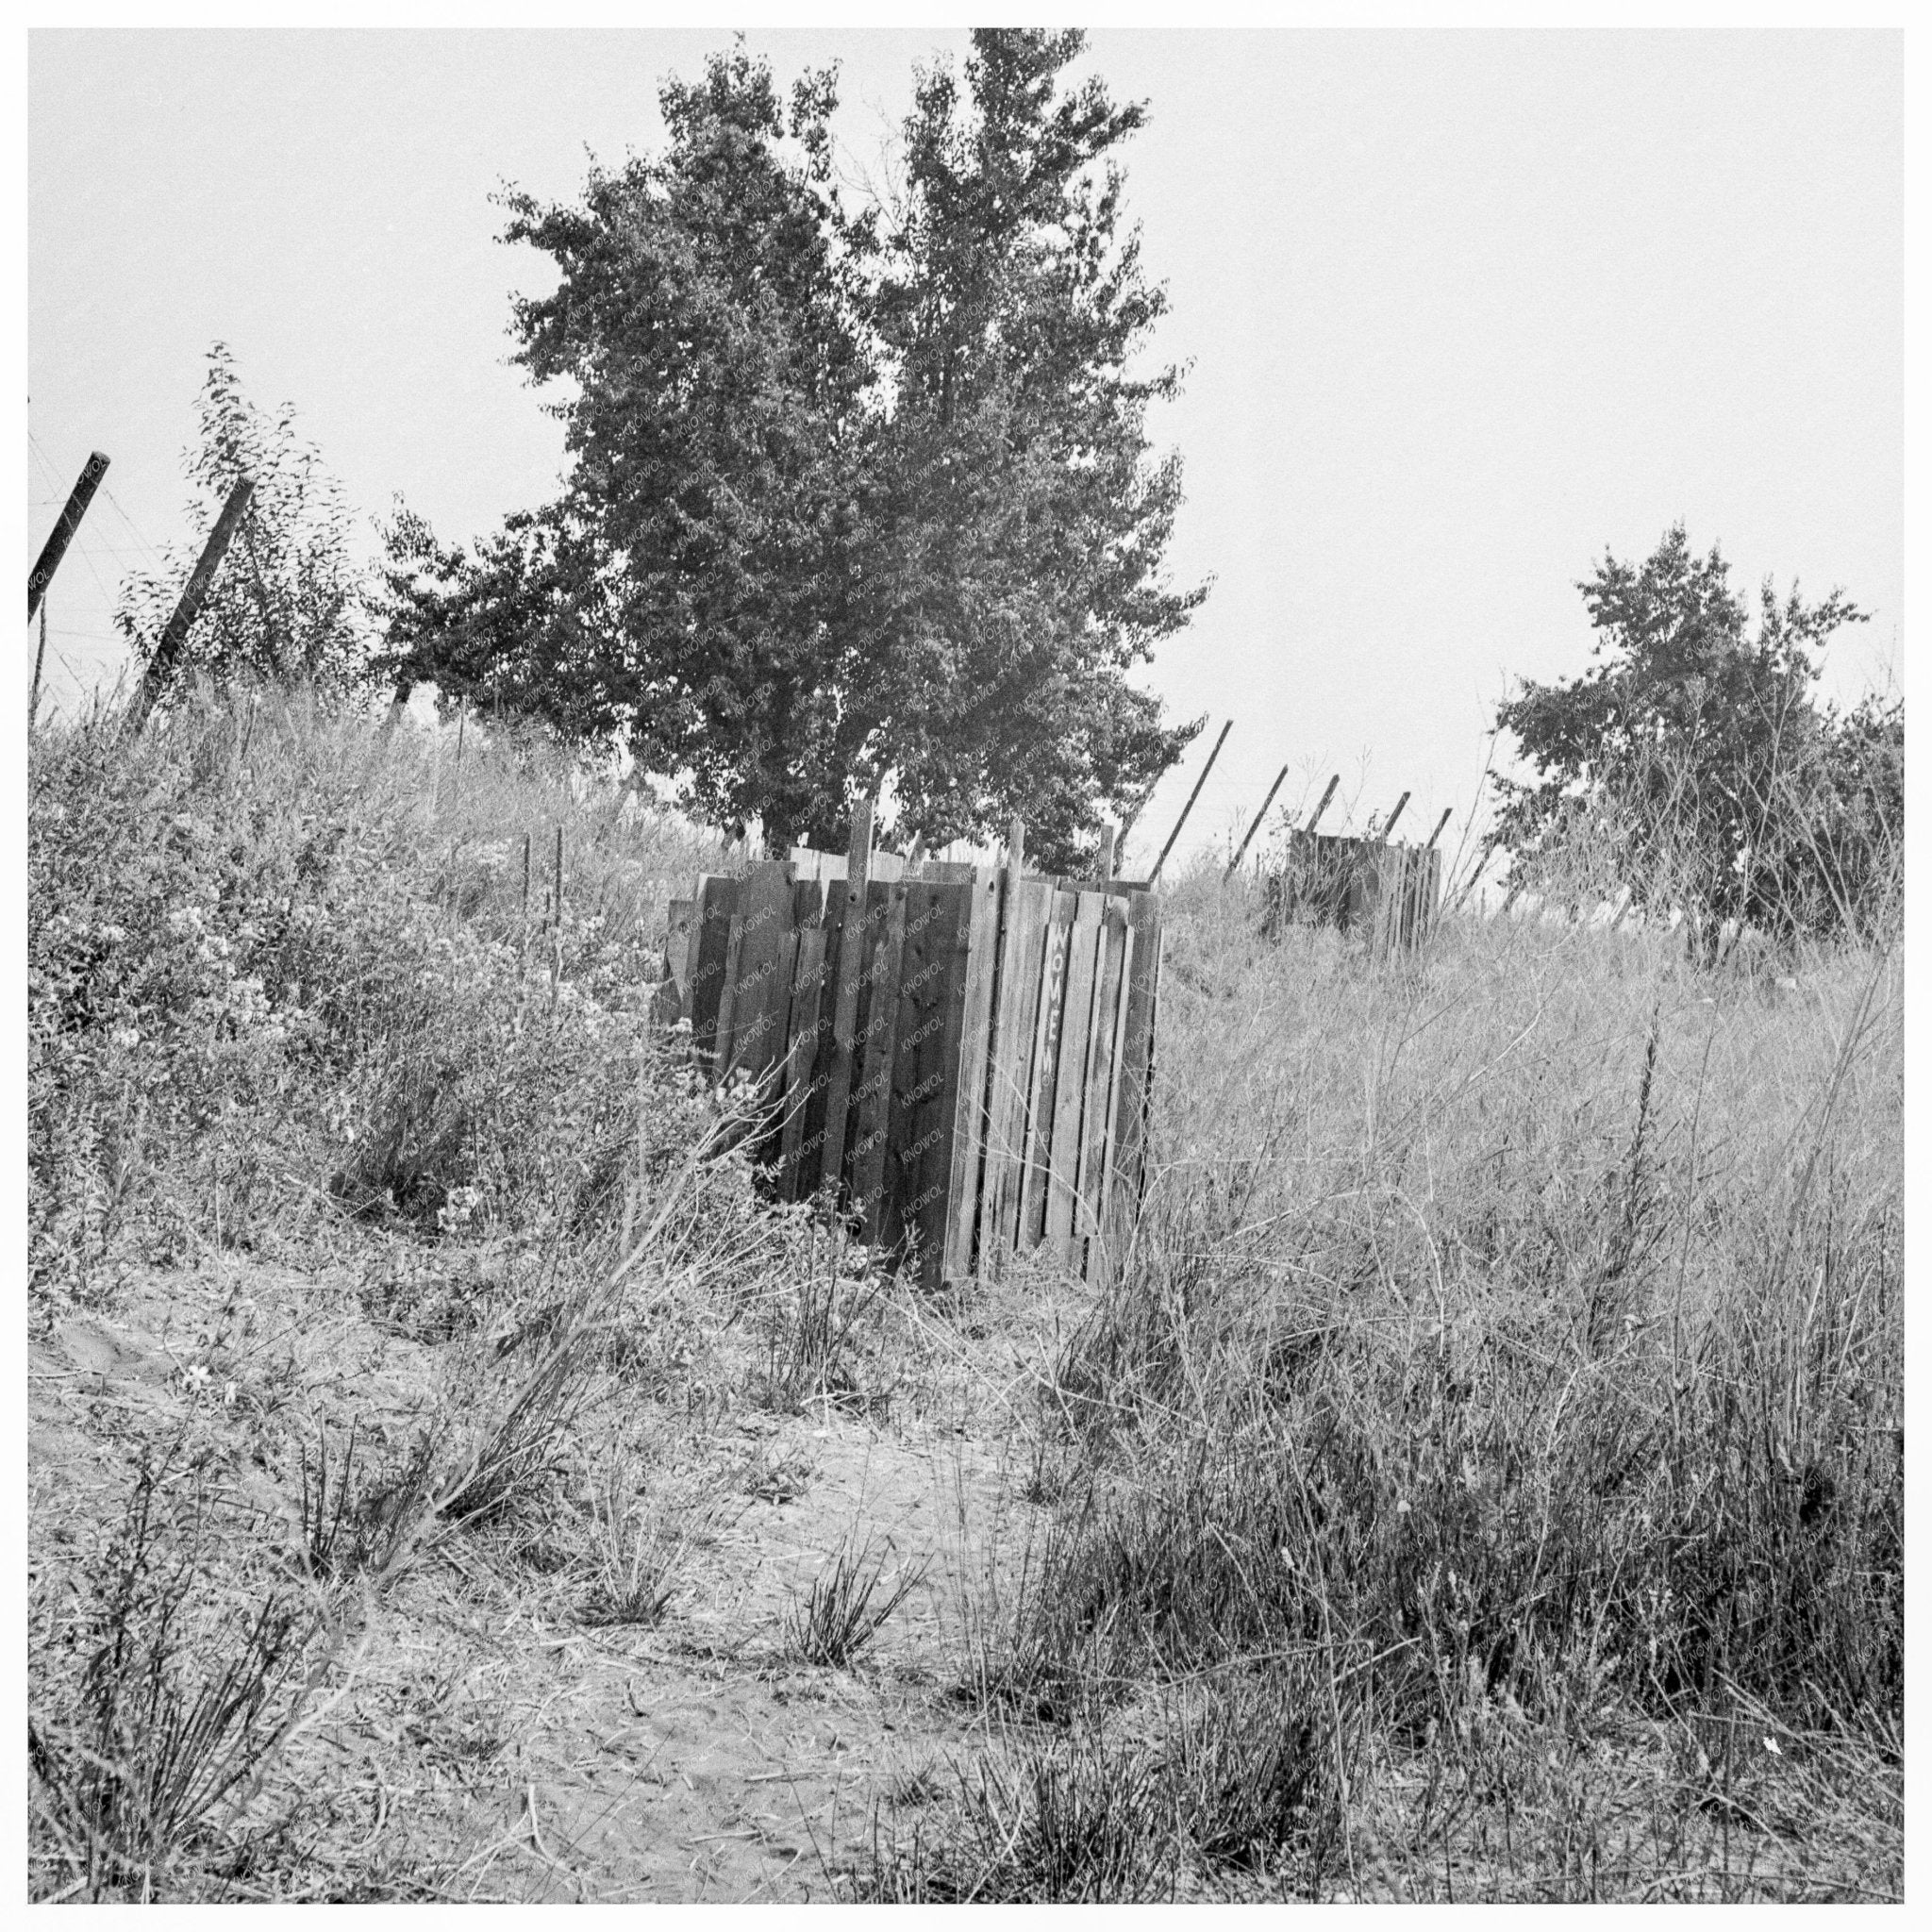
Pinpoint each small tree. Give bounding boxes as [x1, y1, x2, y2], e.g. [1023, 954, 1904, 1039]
[1491, 525, 1891, 949]
[117, 344, 373, 697]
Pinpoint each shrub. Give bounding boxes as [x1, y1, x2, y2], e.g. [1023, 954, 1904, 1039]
[27, 685, 727, 1314]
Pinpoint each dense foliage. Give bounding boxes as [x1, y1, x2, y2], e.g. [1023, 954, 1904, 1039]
[1491, 525, 1899, 948]
[376, 32, 1204, 869]
[25, 690, 711, 1312]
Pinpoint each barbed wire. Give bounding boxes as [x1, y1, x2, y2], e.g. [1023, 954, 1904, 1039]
[101, 483, 174, 571]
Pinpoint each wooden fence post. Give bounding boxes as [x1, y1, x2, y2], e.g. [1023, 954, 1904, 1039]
[29, 599, 48, 734]
[1150, 718, 1230, 885]
[1424, 807, 1453, 851]
[129, 477, 254, 731]
[1447, 832, 1501, 914]
[1225, 763, 1289, 880]
[549, 824, 565, 1008]
[28, 449, 109, 621]
[1381, 791, 1410, 841]
[1304, 774, 1340, 836]
[518, 832, 532, 968]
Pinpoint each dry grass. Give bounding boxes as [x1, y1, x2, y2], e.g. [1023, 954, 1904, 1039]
[27, 691, 1902, 1901]
[856, 860, 1902, 1901]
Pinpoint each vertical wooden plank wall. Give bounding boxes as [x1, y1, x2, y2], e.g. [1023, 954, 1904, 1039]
[1271, 829, 1440, 954]
[672, 828, 1162, 1289]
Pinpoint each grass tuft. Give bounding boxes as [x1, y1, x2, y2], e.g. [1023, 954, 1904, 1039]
[791, 1532, 930, 1669]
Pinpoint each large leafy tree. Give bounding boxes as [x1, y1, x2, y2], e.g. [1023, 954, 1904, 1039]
[118, 343, 373, 695]
[379, 33, 1204, 867]
[1491, 524, 1895, 946]
[490, 48, 875, 848]
[856, 30, 1206, 865]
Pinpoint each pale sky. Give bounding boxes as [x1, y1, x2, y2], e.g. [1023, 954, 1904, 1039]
[27, 28, 1902, 874]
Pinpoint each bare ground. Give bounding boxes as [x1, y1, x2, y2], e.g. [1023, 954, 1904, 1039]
[27, 1217, 1900, 1904]
[26, 1231, 1073, 1903]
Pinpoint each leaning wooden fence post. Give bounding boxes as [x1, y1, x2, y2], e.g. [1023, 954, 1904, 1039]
[1409, 808, 1452, 943]
[1447, 832, 1501, 915]
[29, 598, 48, 734]
[816, 795, 875, 1202]
[1304, 774, 1340, 836]
[128, 477, 254, 732]
[28, 449, 109, 621]
[1381, 790, 1410, 841]
[1225, 763, 1289, 881]
[1150, 717, 1230, 885]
